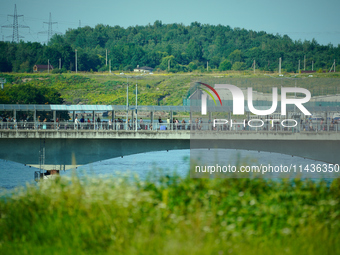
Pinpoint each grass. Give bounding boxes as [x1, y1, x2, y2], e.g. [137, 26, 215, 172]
[0, 169, 339, 254]
[1, 71, 340, 106]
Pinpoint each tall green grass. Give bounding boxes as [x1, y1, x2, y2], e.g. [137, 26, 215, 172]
[1, 172, 339, 254]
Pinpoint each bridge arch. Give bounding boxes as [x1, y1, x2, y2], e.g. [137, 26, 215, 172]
[1, 130, 340, 170]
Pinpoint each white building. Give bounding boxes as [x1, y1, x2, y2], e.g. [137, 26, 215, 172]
[133, 66, 154, 73]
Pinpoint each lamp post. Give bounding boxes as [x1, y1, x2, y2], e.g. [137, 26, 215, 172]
[118, 73, 147, 131]
[126, 76, 129, 130]
[135, 78, 138, 131]
[75, 49, 77, 73]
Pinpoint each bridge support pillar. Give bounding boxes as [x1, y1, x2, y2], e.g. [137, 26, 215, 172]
[34, 110, 36, 129]
[13, 109, 16, 121]
[92, 111, 95, 130]
[132, 110, 134, 131]
[170, 110, 173, 130]
[53, 111, 56, 129]
[150, 111, 154, 130]
[327, 111, 329, 131]
[112, 110, 115, 130]
[190, 111, 192, 130]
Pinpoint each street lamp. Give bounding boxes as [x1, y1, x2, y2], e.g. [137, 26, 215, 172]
[75, 49, 77, 73]
[116, 73, 148, 131]
[135, 77, 138, 131]
[126, 76, 129, 130]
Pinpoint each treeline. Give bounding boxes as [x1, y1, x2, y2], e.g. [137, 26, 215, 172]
[0, 21, 339, 73]
[0, 84, 63, 104]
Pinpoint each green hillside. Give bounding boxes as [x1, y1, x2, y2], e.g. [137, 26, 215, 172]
[1, 72, 339, 106]
[0, 21, 339, 73]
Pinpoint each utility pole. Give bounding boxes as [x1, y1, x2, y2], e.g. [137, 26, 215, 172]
[2, 4, 29, 43]
[253, 59, 256, 74]
[48, 59, 50, 73]
[109, 60, 111, 73]
[207, 61, 209, 71]
[329, 59, 336, 73]
[39, 13, 58, 43]
[59, 58, 61, 69]
[75, 49, 77, 73]
[312, 61, 314, 71]
[168, 59, 170, 71]
[106, 49, 108, 66]
[126, 77, 129, 130]
[304, 55, 306, 71]
[279, 57, 281, 74]
[135, 81, 138, 131]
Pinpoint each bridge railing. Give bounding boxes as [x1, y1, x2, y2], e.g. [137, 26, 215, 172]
[0, 121, 339, 133]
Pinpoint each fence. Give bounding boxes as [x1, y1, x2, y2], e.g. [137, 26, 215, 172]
[1, 120, 339, 133]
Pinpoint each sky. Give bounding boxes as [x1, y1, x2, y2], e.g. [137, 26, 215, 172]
[1, 0, 340, 46]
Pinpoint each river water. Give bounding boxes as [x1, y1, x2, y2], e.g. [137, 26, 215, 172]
[0, 149, 332, 190]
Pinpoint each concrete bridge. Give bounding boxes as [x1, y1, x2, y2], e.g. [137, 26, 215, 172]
[1, 103, 340, 170]
[1, 129, 340, 170]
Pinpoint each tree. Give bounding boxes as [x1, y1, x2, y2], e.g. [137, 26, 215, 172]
[158, 55, 176, 71]
[219, 59, 232, 71]
[228, 49, 243, 64]
[0, 22, 339, 73]
[188, 61, 198, 71]
[231, 62, 246, 71]
[2, 84, 63, 104]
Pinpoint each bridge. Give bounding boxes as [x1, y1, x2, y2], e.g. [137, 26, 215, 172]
[1, 128, 340, 170]
[1, 104, 340, 170]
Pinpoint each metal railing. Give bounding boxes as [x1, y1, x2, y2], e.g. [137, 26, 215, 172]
[0, 120, 339, 133]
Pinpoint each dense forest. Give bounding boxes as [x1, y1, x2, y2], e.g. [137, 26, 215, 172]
[0, 21, 339, 73]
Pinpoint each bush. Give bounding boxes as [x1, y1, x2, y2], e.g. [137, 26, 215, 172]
[232, 61, 246, 71]
[188, 62, 198, 71]
[52, 67, 67, 74]
[219, 59, 232, 71]
[124, 65, 133, 71]
[0, 173, 339, 254]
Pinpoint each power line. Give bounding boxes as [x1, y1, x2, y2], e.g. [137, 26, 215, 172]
[1, 4, 29, 43]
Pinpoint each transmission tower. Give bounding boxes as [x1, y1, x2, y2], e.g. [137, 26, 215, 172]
[39, 12, 60, 43]
[1, 4, 29, 43]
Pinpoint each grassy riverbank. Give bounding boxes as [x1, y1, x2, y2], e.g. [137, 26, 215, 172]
[0, 171, 339, 254]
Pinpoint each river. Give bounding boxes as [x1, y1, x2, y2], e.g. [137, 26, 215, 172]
[0, 149, 333, 190]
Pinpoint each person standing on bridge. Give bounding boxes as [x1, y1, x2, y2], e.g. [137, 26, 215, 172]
[140, 118, 144, 130]
[80, 116, 85, 129]
[74, 117, 79, 130]
[182, 119, 186, 130]
[97, 116, 101, 130]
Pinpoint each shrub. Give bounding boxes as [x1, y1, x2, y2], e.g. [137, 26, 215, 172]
[219, 59, 232, 71]
[232, 61, 246, 71]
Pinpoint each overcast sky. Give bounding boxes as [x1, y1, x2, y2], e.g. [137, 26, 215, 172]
[1, 0, 340, 46]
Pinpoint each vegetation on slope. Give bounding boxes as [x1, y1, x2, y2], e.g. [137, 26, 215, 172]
[1, 72, 340, 106]
[0, 171, 339, 254]
[1, 21, 339, 73]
